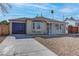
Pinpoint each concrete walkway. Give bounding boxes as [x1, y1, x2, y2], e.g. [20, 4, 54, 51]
[0, 36, 57, 56]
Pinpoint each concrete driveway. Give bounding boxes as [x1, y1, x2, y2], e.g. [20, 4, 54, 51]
[0, 35, 57, 56]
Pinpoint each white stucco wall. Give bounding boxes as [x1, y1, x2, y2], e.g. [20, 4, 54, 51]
[26, 20, 32, 34]
[32, 22, 47, 34]
[10, 22, 12, 35]
[65, 20, 76, 26]
[10, 19, 66, 35]
[26, 20, 47, 34]
[51, 23, 66, 35]
[26, 20, 66, 35]
[42, 22, 47, 34]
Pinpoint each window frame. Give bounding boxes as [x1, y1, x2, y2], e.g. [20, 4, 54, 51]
[32, 22, 42, 30]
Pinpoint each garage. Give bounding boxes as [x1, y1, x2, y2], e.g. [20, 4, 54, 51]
[12, 23, 26, 34]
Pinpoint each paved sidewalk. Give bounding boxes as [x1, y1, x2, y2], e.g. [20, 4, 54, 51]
[0, 36, 57, 56]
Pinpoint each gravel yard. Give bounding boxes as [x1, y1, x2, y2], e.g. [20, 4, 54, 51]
[35, 36, 79, 56]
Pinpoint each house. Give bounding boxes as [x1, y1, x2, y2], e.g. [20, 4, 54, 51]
[9, 16, 66, 36]
[64, 17, 79, 33]
[64, 17, 78, 26]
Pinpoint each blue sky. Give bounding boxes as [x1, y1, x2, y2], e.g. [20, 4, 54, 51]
[0, 3, 79, 21]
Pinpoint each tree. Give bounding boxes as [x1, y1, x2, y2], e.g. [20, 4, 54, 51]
[0, 20, 9, 24]
[51, 10, 54, 14]
[51, 10, 54, 19]
[0, 3, 12, 14]
[0, 4, 11, 24]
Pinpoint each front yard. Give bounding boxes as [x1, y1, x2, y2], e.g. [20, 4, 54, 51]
[35, 36, 79, 56]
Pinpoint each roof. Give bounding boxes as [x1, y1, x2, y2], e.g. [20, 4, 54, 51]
[64, 17, 79, 24]
[33, 16, 66, 23]
[9, 16, 66, 23]
[9, 17, 32, 21]
[64, 17, 76, 21]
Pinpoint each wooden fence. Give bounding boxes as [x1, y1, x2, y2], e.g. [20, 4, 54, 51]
[68, 26, 78, 33]
[0, 24, 9, 36]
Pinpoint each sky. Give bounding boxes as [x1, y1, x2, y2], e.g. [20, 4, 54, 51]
[0, 3, 79, 21]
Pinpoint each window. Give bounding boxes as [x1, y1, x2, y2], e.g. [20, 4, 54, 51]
[55, 24, 60, 30]
[37, 23, 40, 29]
[33, 23, 35, 29]
[60, 24, 63, 30]
[33, 22, 42, 29]
[35, 22, 41, 29]
[76, 23, 79, 26]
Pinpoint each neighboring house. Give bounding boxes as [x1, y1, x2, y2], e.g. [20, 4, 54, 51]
[75, 20, 79, 26]
[64, 17, 75, 26]
[9, 16, 66, 35]
[64, 17, 79, 33]
[64, 17, 79, 26]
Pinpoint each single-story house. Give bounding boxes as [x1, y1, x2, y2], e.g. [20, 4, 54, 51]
[9, 16, 66, 35]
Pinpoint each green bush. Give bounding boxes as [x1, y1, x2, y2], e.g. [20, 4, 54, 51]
[0, 20, 9, 25]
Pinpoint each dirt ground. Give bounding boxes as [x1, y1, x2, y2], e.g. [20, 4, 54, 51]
[0, 36, 6, 43]
[35, 36, 79, 56]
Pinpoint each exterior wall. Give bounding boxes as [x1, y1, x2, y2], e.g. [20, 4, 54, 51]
[75, 21, 79, 26]
[62, 24, 67, 34]
[32, 22, 47, 34]
[65, 20, 76, 26]
[10, 22, 12, 35]
[9, 18, 66, 35]
[51, 22, 66, 35]
[26, 20, 33, 34]
[26, 20, 47, 35]
[42, 22, 47, 34]
[10, 20, 66, 35]
[10, 20, 48, 35]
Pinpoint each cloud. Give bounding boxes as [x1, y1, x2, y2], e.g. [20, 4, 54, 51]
[13, 3, 49, 10]
[29, 4, 48, 9]
[74, 15, 79, 18]
[13, 3, 57, 10]
[59, 6, 78, 13]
